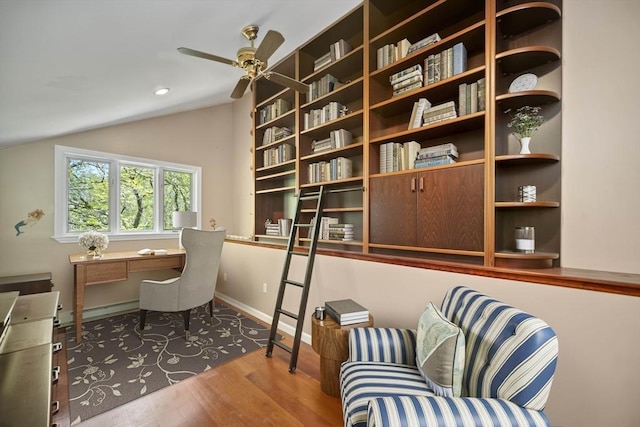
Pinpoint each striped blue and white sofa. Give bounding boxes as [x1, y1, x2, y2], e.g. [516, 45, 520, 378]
[340, 286, 558, 427]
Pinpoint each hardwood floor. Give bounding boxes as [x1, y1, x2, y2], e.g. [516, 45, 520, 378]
[52, 305, 344, 427]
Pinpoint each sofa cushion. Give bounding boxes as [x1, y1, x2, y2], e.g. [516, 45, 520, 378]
[340, 361, 434, 427]
[415, 302, 465, 397]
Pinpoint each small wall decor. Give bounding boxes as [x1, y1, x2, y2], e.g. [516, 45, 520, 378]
[14, 209, 45, 236]
[209, 218, 217, 229]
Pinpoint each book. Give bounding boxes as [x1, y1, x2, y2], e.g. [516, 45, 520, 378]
[408, 98, 431, 129]
[452, 42, 467, 76]
[325, 299, 369, 324]
[407, 33, 441, 54]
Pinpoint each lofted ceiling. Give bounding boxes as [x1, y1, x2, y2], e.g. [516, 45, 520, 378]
[0, 0, 361, 148]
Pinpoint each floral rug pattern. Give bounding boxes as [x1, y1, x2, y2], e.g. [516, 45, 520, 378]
[66, 303, 272, 425]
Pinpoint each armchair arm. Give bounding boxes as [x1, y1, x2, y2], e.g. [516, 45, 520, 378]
[139, 277, 181, 312]
[367, 396, 550, 427]
[348, 328, 417, 366]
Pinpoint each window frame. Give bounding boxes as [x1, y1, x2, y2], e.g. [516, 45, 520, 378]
[54, 145, 201, 243]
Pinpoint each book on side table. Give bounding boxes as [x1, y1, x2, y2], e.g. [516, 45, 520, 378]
[325, 299, 369, 325]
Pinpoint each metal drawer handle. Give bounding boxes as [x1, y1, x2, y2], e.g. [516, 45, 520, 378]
[57, 304, 63, 311]
[52, 366, 60, 383]
[51, 400, 60, 414]
[52, 342, 63, 353]
[53, 319, 61, 328]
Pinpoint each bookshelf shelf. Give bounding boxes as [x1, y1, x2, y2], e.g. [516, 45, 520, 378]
[251, 0, 562, 268]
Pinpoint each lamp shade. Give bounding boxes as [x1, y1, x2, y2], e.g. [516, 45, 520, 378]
[172, 211, 197, 229]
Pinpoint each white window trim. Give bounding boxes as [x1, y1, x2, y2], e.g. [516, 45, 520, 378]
[53, 145, 202, 243]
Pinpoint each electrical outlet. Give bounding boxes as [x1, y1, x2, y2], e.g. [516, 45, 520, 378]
[223, 273, 227, 282]
[262, 283, 268, 293]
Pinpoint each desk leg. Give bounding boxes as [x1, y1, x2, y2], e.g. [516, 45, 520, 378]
[73, 265, 86, 342]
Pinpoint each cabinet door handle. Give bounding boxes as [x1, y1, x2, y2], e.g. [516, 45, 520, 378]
[419, 177, 424, 192]
[411, 177, 416, 192]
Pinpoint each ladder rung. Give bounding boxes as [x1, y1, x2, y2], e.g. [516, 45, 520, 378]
[299, 194, 320, 201]
[283, 279, 304, 288]
[272, 340, 292, 354]
[277, 308, 299, 320]
[289, 250, 309, 257]
[295, 223, 312, 228]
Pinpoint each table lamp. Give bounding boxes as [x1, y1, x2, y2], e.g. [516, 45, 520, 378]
[172, 211, 197, 249]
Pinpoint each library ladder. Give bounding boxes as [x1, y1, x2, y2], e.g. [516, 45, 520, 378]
[265, 185, 325, 372]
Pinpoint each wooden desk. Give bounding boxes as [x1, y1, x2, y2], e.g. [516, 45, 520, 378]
[69, 249, 185, 342]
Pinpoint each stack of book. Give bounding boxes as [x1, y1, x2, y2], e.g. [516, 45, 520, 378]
[317, 216, 338, 240]
[390, 64, 423, 97]
[327, 223, 354, 241]
[325, 299, 369, 325]
[311, 129, 353, 154]
[265, 222, 281, 236]
[314, 39, 352, 71]
[458, 78, 486, 116]
[307, 157, 352, 184]
[308, 74, 343, 102]
[376, 38, 411, 69]
[379, 140, 421, 173]
[422, 101, 457, 126]
[262, 126, 292, 145]
[304, 101, 345, 129]
[424, 42, 467, 86]
[414, 142, 458, 169]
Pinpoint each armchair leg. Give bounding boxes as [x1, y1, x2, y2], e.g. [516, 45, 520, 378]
[208, 300, 214, 326]
[183, 309, 191, 341]
[139, 309, 147, 340]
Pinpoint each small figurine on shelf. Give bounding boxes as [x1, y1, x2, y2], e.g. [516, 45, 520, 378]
[506, 106, 544, 154]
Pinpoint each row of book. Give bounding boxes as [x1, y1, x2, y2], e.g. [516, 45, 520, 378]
[265, 219, 292, 237]
[414, 142, 458, 169]
[379, 141, 459, 172]
[376, 38, 411, 69]
[307, 157, 353, 183]
[422, 100, 458, 126]
[325, 299, 369, 325]
[379, 140, 421, 173]
[303, 101, 345, 130]
[313, 39, 352, 71]
[311, 129, 353, 154]
[425, 42, 467, 86]
[308, 74, 343, 102]
[458, 78, 486, 116]
[262, 143, 294, 168]
[261, 126, 292, 146]
[390, 64, 423, 97]
[258, 99, 291, 124]
[314, 217, 355, 241]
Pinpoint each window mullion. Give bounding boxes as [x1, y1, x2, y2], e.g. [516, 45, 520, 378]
[111, 160, 120, 234]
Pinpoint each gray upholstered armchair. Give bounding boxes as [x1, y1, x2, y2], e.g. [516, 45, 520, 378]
[138, 228, 225, 340]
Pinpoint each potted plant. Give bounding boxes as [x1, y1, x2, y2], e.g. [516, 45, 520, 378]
[79, 231, 109, 259]
[506, 106, 544, 154]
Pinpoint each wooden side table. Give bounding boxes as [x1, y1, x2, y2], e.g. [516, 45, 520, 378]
[311, 313, 374, 397]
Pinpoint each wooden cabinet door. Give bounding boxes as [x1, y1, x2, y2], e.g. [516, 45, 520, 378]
[417, 164, 484, 251]
[369, 174, 417, 246]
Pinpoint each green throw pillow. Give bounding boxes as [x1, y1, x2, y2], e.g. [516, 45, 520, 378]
[415, 302, 465, 397]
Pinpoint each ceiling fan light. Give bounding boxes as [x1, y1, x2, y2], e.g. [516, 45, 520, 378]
[154, 88, 170, 96]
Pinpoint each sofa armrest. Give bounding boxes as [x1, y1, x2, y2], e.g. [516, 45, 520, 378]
[367, 395, 551, 427]
[348, 328, 417, 366]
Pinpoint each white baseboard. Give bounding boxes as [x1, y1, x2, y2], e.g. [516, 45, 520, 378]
[58, 294, 312, 345]
[215, 292, 312, 345]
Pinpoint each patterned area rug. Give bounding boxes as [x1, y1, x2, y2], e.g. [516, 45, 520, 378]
[66, 303, 273, 425]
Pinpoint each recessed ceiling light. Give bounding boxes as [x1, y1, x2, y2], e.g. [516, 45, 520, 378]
[154, 88, 170, 95]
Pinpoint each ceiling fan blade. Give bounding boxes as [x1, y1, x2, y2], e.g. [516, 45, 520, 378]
[231, 76, 252, 99]
[254, 30, 285, 63]
[264, 72, 309, 94]
[177, 47, 237, 67]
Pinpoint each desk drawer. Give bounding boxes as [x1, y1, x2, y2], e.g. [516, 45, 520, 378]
[85, 262, 128, 284]
[129, 256, 183, 273]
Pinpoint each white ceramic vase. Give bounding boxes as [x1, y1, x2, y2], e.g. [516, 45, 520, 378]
[519, 136, 531, 154]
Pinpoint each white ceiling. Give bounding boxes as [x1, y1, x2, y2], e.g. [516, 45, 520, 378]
[0, 0, 361, 148]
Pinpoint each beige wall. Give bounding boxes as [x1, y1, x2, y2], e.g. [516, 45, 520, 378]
[0, 1, 638, 426]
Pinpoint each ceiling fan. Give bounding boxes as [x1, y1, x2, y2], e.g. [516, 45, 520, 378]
[178, 25, 308, 99]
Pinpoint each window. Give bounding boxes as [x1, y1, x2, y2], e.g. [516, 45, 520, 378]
[54, 145, 201, 243]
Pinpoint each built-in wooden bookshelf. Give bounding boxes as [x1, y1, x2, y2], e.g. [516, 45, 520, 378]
[251, 0, 563, 268]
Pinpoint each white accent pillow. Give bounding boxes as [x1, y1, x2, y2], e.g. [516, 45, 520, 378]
[415, 302, 465, 397]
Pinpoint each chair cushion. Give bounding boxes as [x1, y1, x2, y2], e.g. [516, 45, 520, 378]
[415, 302, 465, 397]
[340, 361, 434, 427]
